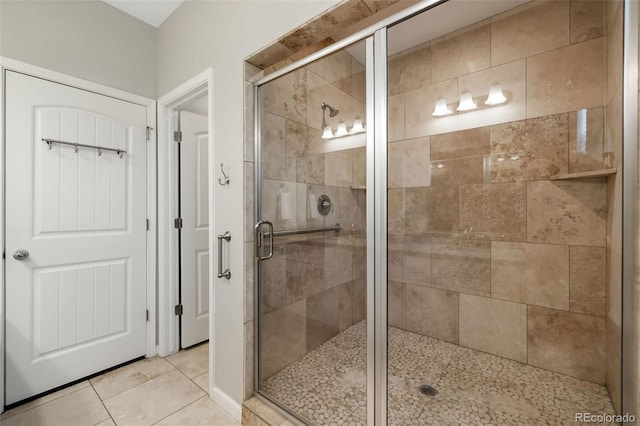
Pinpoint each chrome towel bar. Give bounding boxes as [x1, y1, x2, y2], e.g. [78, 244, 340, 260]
[270, 223, 342, 237]
[42, 138, 127, 158]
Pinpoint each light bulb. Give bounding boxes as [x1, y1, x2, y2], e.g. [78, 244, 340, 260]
[350, 116, 365, 134]
[457, 92, 477, 112]
[485, 83, 507, 106]
[322, 126, 334, 139]
[335, 121, 348, 137]
[432, 98, 453, 117]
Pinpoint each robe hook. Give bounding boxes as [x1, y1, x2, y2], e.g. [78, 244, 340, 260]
[218, 163, 230, 186]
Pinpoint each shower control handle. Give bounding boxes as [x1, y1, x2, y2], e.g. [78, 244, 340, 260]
[317, 195, 332, 216]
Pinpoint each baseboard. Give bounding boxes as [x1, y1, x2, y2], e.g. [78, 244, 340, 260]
[211, 387, 242, 421]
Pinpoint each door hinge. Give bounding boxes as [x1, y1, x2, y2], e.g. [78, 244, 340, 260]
[173, 131, 182, 143]
[174, 304, 183, 316]
[174, 218, 183, 229]
[146, 309, 149, 322]
[146, 219, 150, 231]
[146, 126, 153, 141]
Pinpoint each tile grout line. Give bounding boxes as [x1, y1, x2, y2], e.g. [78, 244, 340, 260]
[91, 357, 177, 402]
[101, 366, 209, 426]
[190, 370, 210, 394]
[99, 368, 178, 404]
[90, 381, 116, 426]
[146, 365, 210, 425]
[164, 342, 208, 370]
[148, 395, 210, 426]
[171, 361, 208, 390]
[0, 381, 92, 422]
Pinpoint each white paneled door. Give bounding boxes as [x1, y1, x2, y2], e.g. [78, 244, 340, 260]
[5, 71, 148, 404]
[179, 111, 209, 348]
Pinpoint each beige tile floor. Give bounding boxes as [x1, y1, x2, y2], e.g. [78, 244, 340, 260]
[0, 343, 240, 426]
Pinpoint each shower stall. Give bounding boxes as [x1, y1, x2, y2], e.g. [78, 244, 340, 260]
[252, 0, 634, 423]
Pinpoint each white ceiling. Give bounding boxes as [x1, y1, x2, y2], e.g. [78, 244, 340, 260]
[103, 0, 183, 27]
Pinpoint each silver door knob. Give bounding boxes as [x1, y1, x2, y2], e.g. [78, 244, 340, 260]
[13, 249, 29, 260]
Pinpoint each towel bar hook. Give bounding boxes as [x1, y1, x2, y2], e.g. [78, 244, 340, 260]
[41, 138, 126, 158]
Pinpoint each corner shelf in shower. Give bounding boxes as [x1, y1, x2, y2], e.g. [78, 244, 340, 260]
[551, 168, 617, 180]
[350, 185, 367, 190]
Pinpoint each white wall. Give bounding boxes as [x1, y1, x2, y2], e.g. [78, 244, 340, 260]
[157, 0, 340, 405]
[0, 0, 157, 98]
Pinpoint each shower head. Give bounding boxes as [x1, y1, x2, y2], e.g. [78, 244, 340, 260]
[321, 102, 339, 117]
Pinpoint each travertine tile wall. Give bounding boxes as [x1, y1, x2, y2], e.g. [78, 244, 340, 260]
[249, 49, 367, 381]
[386, 0, 617, 394]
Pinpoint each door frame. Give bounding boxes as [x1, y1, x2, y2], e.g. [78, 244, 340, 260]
[0, 56, 158, 411]
[156, 68, 216, 389]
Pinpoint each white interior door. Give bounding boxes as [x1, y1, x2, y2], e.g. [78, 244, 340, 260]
[179, 111, 209, 348]
[5, 71, 148, 404]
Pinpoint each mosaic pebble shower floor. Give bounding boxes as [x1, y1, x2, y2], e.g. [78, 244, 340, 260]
[262, 322, 617, 425]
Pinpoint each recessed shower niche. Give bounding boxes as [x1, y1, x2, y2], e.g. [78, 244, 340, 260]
[252, 0, 625, 423]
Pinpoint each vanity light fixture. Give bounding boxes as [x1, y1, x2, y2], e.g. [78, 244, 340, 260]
[322, 126, 334, 139]
[485, 83, 507, 106]
[433, 82, 509, 118]
[457, 92, 477, 112]
[335, 121, 349, 137]
[320, 103, 365, 140]
[432, 98, 453, 117]
[350, 116, 365, 134]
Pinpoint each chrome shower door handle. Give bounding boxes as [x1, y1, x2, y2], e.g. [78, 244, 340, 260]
[255, 220, 274, 261]
[217, 231, 231, 279]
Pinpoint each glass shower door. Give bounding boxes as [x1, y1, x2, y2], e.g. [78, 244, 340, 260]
[385, 1, 619, 424]
[255, 39, 370, 424]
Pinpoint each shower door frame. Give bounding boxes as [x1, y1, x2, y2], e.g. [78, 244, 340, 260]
[252, 0, 639, 423]
[621, 0, 639, 419]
